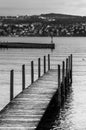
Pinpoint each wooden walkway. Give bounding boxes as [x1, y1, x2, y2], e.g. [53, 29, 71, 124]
[0, 69, 58, 130]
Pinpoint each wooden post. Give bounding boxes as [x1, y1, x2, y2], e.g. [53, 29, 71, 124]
[10, 70, 14, 101]
[66, 58, 68, 92]
[48, 54, 50, 71]
[22, 64, 25, 91]
[58, 65, 61, 106]
[44, 56, 46, 74]
[70, 54, 73, 84]
[31, 61, 34, 84]
[38, 58, 41, 78]
[69, 56, 71, 85]
[66, 58, 68, 79]
[68, 56, 70, 85]
[62, 61, 65, 99]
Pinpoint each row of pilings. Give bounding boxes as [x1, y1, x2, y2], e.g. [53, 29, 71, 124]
[10, 54, 50, 101]
[58, 54, 72, 107]
[36, 54, 73, 130]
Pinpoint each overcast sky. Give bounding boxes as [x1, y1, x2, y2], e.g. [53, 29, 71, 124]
[0, 0, 86, 16]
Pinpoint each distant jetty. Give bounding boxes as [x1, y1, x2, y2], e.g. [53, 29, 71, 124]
[0, 42, 55, 49]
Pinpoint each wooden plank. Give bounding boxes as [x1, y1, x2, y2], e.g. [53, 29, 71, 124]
[0, 69, 58, 130]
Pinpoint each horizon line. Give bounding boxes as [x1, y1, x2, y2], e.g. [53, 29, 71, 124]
[0, 12, 85, 17]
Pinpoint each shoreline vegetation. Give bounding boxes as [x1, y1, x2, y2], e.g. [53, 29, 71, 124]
[0, 13, 86, 37]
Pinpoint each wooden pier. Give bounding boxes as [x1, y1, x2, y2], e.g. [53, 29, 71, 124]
[0, 54, 72, 129]
[0, 42, 55, 49]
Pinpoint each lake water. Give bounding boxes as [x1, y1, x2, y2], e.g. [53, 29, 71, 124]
[0, 37, 86, 129]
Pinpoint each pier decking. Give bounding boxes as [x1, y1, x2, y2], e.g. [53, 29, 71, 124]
[0, 54, 72, 130]
[0, 69, 57, 129]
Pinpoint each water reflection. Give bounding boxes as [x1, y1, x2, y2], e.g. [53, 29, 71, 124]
[50, 87, 73, 130]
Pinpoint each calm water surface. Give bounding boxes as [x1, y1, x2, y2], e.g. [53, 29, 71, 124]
[0, 37, 86, 130]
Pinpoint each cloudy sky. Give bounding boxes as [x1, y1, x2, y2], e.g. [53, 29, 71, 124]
[0, 0, 86, 16]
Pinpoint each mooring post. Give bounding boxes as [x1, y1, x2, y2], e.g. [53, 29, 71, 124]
[44, 56, 46, 74]
[10, 70, 14, 101]
[38, 58, 41, 78]
[70, 54, 73, 84]
[31, 61, 34, 84]
[66, 58, 68, 93]
[68, 56, 70, 85]
[58, 65, 61, 107]
[69, 55, 71, 85]
[62, 61, 65, 100]
[48, 54, 50, 71]
[66, 58, 68, 82]
[22, 64, 25, 91]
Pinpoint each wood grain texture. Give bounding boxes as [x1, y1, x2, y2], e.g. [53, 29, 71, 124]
[0, 69, 58, 130]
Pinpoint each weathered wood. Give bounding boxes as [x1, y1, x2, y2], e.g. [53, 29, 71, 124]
[31, 61, 34, 84]
[62, 61, 65, 100]
[66, 58, 68, 86]
[68, 56, 70, 85]
[65, 58, 69, 95]
[0, 54, 73, 129]
[38, 58, 41, 78]
[0, 69, 58, 129]
[69, 55, 72, 85]
[48, 54, 50, 71]
[70, 54, 73, 84]
[58, 65, 61, 106]
[22, 64, 25, 91]
[44, 56, 46, 74]
[10, 70, 14, 101]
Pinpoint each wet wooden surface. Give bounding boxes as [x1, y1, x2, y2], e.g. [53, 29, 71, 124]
[0, 69, 58, 130]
